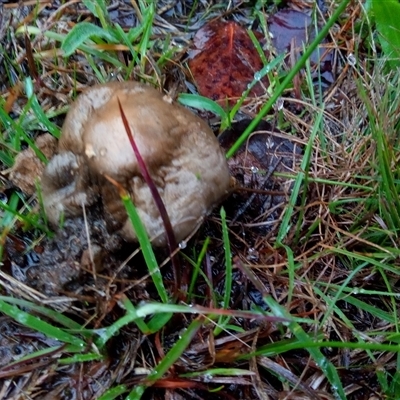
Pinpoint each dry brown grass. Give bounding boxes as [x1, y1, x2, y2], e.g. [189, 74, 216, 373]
[1, 1, 400, 399]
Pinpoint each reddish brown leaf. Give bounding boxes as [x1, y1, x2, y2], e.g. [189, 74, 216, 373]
[189, 20, 269, 106]
[152, 378, 202, 389]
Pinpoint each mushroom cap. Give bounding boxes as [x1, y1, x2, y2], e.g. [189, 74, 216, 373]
[42, 81, 231, 246]
[10, 133, 57, 195]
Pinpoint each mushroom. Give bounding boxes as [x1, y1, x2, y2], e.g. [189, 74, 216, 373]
[9, 133, 57, 195]
[42, 81, 231, 246]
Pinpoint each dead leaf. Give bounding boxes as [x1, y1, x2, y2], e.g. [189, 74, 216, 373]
[268, 9, 335, 86]
[189, 20, 269, 106]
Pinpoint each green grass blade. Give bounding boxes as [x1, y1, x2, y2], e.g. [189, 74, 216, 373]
[98, 385, 129, 400]
[276, 110, 324, 244]
[121, 193, 168, 303]
[263, 296, 346, 400]
[0, 296, 84, 331]
[0, 300, 86, 347]
[214, 207, 233, 336]
[24, 77, 60, 138]
[178, 93, 228, 121]
[370, 0, 400, 67]
[126, 317, 203, 399]
[61, 22, 116, 56]
[188, 236, 210, 301]
[225, 0, 351, 158]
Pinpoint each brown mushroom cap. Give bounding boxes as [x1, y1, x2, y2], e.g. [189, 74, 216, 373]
[42, 81, 231, 246]
[9, 133, 57, 195]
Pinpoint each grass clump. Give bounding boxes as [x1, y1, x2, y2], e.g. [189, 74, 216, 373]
[1, 1, 400, 399]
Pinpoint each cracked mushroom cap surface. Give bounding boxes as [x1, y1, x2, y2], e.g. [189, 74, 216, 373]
[42, 81, 231, 246]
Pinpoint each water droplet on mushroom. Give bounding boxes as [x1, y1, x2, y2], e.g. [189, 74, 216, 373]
[162, 94, 173, 104]
[85, 143, 96, 158]
[179, 240, 187, 249]
[250, 166, 259, 174]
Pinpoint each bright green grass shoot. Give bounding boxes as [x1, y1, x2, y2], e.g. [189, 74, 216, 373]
[0, 76, 60, 252]
[226, 0, 351, 158]
[213, 207, 233, 336]
[121, 193, 168, 303]
[3, 1, 400, 398]
[18, 1, 182, 81]
[263, 295, 347, 399]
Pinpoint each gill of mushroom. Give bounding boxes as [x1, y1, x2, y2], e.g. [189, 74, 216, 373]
[41, 81, 231, 247]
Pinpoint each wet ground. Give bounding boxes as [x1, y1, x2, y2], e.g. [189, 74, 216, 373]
[1, 1, 389, 399]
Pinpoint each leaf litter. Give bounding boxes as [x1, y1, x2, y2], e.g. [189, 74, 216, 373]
[189, 20, 270, 105]
[0, 0, 398, 399]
